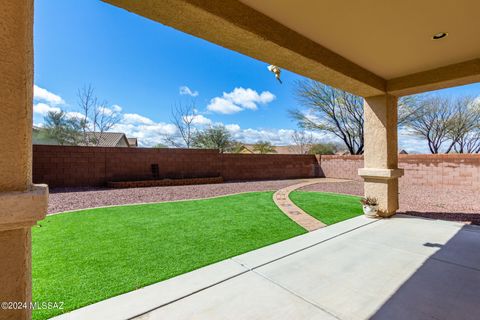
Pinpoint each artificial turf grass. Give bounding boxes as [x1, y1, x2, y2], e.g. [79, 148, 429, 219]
[32, 192, 306, 320]
[289, 191, 363, 225]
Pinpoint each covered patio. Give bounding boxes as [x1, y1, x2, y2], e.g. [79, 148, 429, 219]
[1, 0, 479, 319]
[52, 215, 480, 319]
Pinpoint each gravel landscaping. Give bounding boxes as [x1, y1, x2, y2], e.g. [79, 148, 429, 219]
[48, 179, 305, 214]
[300, 181, 480, 224]
[48, 178, 480, 224]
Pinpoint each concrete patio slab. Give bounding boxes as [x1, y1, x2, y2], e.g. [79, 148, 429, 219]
[51, 259, 248, 320]
[136, 272, 337, 320]
[255, 216, 480, 319]
[232, 215, 375, 269]
[53, 215, 480, 320]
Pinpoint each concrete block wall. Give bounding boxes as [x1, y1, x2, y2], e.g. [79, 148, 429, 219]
[33, 146, 480, 189]
[319, 154, 480, 189]
[33, 145, 318, 187]
[318, 155, 364, 181]
[220, 153, 320, 181]
[399, 154, 480, 188]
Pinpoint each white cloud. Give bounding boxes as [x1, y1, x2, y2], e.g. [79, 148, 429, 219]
[122, 113, 155, 125]
[186, 114, 212, 126]
[398, 127, 429, 153]
[225, 124, 241, 132]
[33, 85, 64, 105]
[112, 121, 178, 147]
[207, 97, 243, 114]
[109, 113, 179, 146]
[471, 95, 480, 108]
[224, 88, 275, 110]
[33, 103, 61, 115]
[112, 111, 215, 146]
[223, 123, 334, 146]
[207, 87, 276, 114]
[111, 104, 123, 112]
[96, 105, 122, 116]
[179, 86, 199, 97]
[65, 112, 86, 120]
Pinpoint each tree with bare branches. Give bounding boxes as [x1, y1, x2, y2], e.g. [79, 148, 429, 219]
[403, 96, 480, 154]
[403, 96, 455, 153]
[163, 102, 198, 148]
[290, 81, 365, 154]
[290, 130, 315, 154]
[450, 97, 480, 153]
[290, 80, 419, 154]
[76, 85, 121, 146]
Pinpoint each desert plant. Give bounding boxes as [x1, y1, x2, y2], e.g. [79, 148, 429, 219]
[360, 197, 378, 206]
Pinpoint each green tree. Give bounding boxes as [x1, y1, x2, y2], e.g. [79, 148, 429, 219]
[43, 110, 82, 145]
[308, 143, 338, 155]
[152, 143, 168, 148]
[229, 141, 246, 153]
[253, 141, 277, 154]
[192, 125, 234, 153]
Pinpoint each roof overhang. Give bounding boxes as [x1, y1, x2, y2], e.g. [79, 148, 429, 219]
[103, 0, 480, 97]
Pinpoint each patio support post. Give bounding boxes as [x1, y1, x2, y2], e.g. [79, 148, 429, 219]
[359, 95, 403, 217]
[0, 1, 48, 319]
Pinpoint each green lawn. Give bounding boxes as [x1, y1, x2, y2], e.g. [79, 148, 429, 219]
[289, 191, 363, 225]
[32, 192, 306, 320]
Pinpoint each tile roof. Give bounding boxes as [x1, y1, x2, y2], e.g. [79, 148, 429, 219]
[127, 138, 138, 147]
[80, 132, 129, 147]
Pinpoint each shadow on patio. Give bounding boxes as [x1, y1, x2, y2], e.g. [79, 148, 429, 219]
[402, 211, 480, 225]
[371, 221, 480, 320]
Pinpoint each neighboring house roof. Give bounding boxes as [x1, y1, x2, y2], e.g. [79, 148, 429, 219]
[32, 128, 138, 147]
[238, 145, 255, 154]
[127, 138, 138, 147]
[399, 149, 408, 154]
[80, 132, 131, 147]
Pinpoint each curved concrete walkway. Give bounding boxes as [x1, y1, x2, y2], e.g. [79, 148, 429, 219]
[273, 178, 351, 231]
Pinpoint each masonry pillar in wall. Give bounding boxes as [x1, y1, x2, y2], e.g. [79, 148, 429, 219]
[0, 1, 48, 319]
[358, 95, 403, 217]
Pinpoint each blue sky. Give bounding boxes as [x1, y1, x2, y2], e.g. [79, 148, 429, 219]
[33, 0, 480, 151]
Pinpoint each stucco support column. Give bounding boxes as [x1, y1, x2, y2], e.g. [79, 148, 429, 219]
[358, 95, 403, 217]
[0, 1, 48, 319]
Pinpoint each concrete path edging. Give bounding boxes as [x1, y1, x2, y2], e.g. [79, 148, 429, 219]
[273, 178, 353, 231]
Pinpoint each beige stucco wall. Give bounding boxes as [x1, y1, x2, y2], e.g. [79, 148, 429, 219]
[363, 95, 398, 169]
[0, 229, 32, 319]
[0, 1, 47, 319]
[360, 95, 402, 216]
[0, 0, 34, 192]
